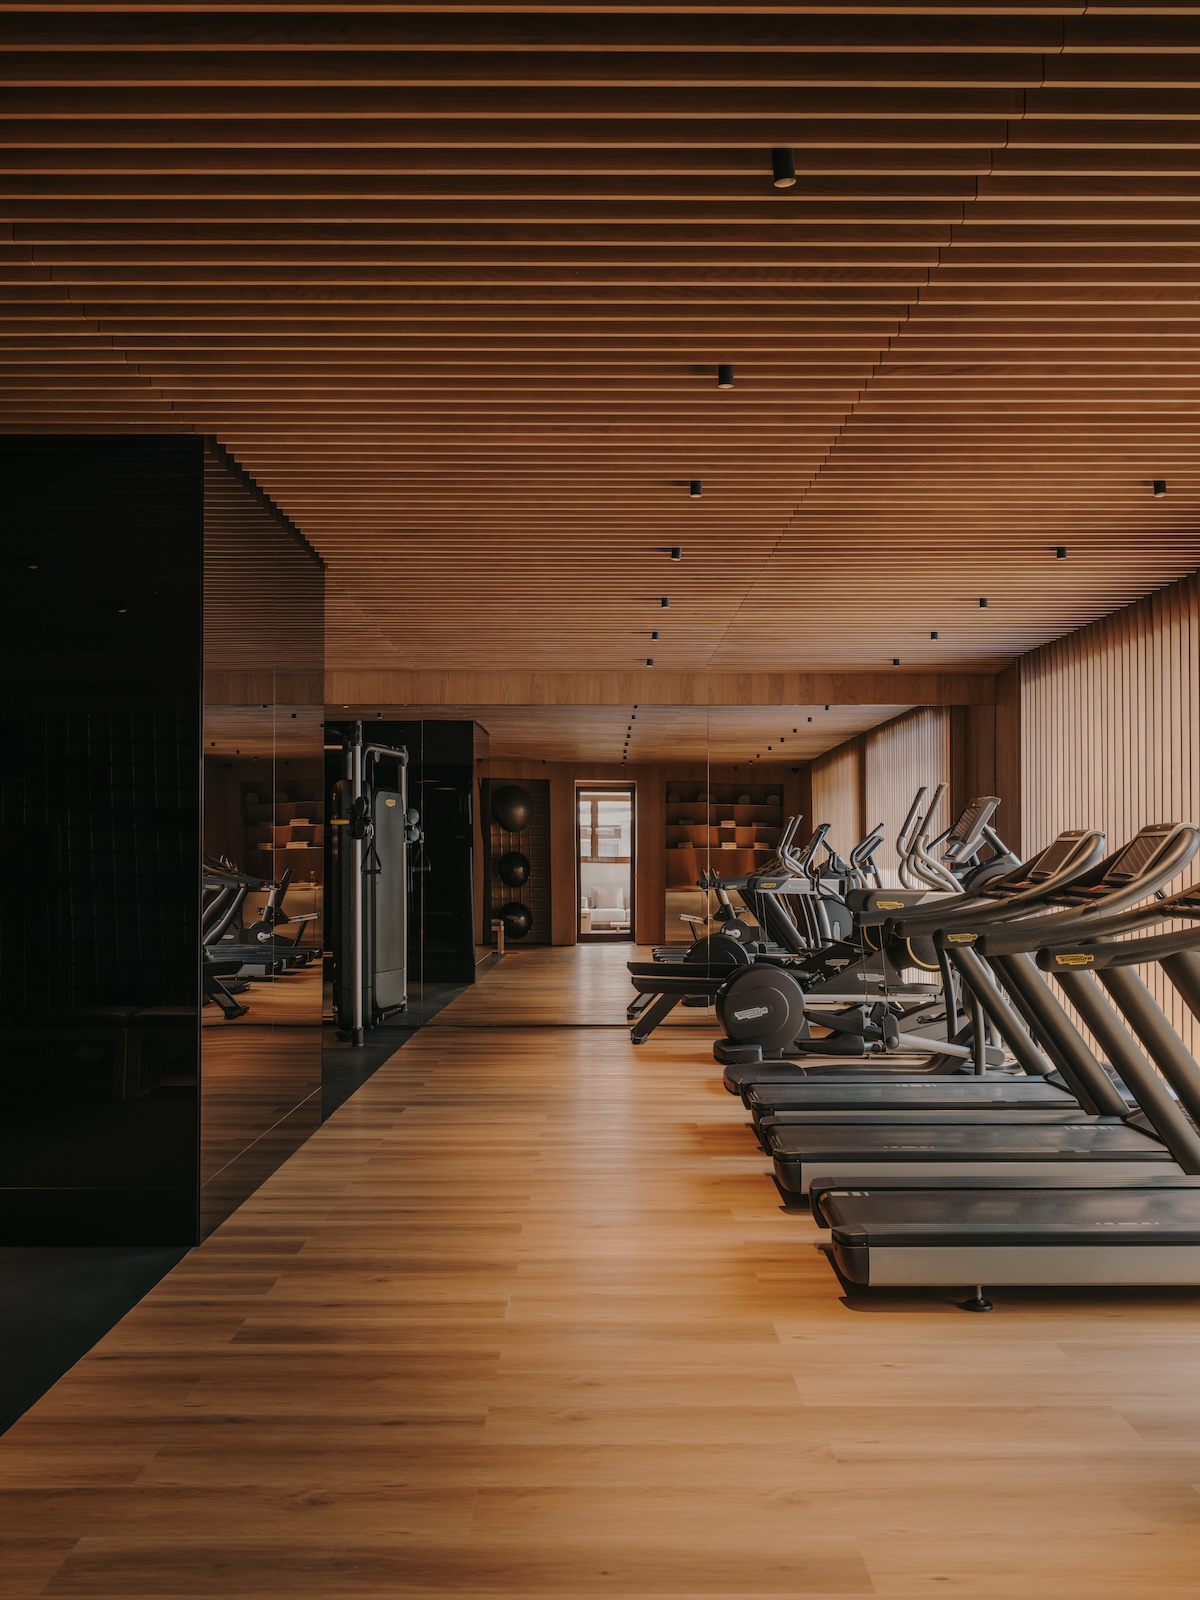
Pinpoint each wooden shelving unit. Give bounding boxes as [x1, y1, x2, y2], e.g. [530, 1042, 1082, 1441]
[663, 781, 784, 938]
[242, 780, 325, 886]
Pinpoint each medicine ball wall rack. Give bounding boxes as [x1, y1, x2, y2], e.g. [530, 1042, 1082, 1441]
[482, 777, 551, 945]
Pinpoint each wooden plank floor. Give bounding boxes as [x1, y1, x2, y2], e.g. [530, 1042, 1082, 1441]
[4, 943, 1200, 1598]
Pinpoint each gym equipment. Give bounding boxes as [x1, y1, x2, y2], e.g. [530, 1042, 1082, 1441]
[491, 784, 532, 831]
[718, 826, 1105, 1080]
[765, 822, 1200, 1195]
[204, 859, 317, 974]
[498, 901, 533, 939]
[497, 850, 530, 887]
[331, 721, 420, 1044]
[813, 887, 1200, 1293]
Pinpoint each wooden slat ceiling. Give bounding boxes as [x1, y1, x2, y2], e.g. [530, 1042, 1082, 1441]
[5, 0, 1200, 762]
[354, 700, 910, 764]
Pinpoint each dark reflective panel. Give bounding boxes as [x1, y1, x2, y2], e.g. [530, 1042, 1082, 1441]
[200, 448, 324, 1237]
[0, 437, 203, 1244]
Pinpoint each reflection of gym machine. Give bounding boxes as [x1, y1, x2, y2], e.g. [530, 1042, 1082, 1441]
[331, 722, 421, 1044]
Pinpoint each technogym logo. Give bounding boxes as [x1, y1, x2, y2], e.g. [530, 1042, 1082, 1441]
[733, 1005, 770, 1022]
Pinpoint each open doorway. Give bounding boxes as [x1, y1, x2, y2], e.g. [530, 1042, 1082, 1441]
[577, 786, 635, 941]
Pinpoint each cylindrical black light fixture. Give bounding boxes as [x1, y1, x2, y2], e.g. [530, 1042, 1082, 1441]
[930, 630, 939, 639]
[717, 364, 734, 389]
[892, 658, 900, 666]
[689, 480, 702, 497]
[1153, 479, 1167, 496]
[651, 631, 659, 640]
[646, 657, 655, 666]
[979, 597, 989, 608]
[669, 546, 682, 559]
[661, 596, 670, 607]
[1056, 546, 1068, 559]
[771, 148, 797, 189]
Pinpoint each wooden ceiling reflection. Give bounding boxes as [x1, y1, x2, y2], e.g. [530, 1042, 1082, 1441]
[4, 0, 1200, 705]
[364, 702, 910, 764]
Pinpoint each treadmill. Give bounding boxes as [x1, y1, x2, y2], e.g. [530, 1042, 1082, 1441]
[722, 825, 1107, 1103]
[765, 823, 1200, 1195]
[813, 891, 1200, 1291]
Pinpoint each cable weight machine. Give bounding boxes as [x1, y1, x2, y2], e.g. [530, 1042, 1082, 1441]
[330, 722, 422, 1045]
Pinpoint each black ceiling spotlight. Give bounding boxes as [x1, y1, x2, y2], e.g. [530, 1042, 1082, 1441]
[1153, 479, 1167, 496]
[689, 480, 702, 497]
[669, 546, 683, 559]
[807, 716, 813, 722]
[892, 658, 900, 666]
[979, 597, 989, 608]
[651, 631, 659, 640]
[771, 148, 797, 189]
[930, 630, 939, 639]
[661, 596, 670, 607]
[717, 364, 734, 389]
[646, 657, 654, 665]
[1056, 546, 1068, 559]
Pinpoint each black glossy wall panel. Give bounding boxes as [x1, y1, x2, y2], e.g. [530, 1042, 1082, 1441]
[0, 437, 204, 1243]
[0, 437, 324, 1245]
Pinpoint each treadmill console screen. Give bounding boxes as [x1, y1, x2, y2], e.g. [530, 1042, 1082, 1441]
[1027, 833, 1086, 883]
[1102, 825, 1173, 885]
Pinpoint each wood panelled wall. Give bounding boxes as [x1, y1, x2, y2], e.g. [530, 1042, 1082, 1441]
[477, 758, 801, 947]
[810, 708, 955, 885]
[810, 741, 864, 872]
[1019, 570, 1200, 1053]
[864, 709, 952, 881]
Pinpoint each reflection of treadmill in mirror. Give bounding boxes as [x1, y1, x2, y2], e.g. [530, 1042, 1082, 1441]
[203, 859, 317, 974]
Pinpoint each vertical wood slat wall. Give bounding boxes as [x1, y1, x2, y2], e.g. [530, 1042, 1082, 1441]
[809, 740, 863, 868]
[810, 708, 951, 886]
[864, 709, 952, 883]
[1020, 571, 1200, 1054]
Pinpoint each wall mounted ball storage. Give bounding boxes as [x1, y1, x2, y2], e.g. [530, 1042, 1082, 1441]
[498, 901, 533, 939]
[497, 850, 530, 887]
[491, 784, 532, 831]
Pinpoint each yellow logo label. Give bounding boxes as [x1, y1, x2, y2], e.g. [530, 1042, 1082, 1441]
[877, 900, 904, 910]
[945, 933, 977, 945]
[384, 797, 397, 807]
[1054, 952, 1095, 966]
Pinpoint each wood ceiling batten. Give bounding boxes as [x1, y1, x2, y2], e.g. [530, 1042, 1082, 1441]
[2, 2, 1200, 763]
